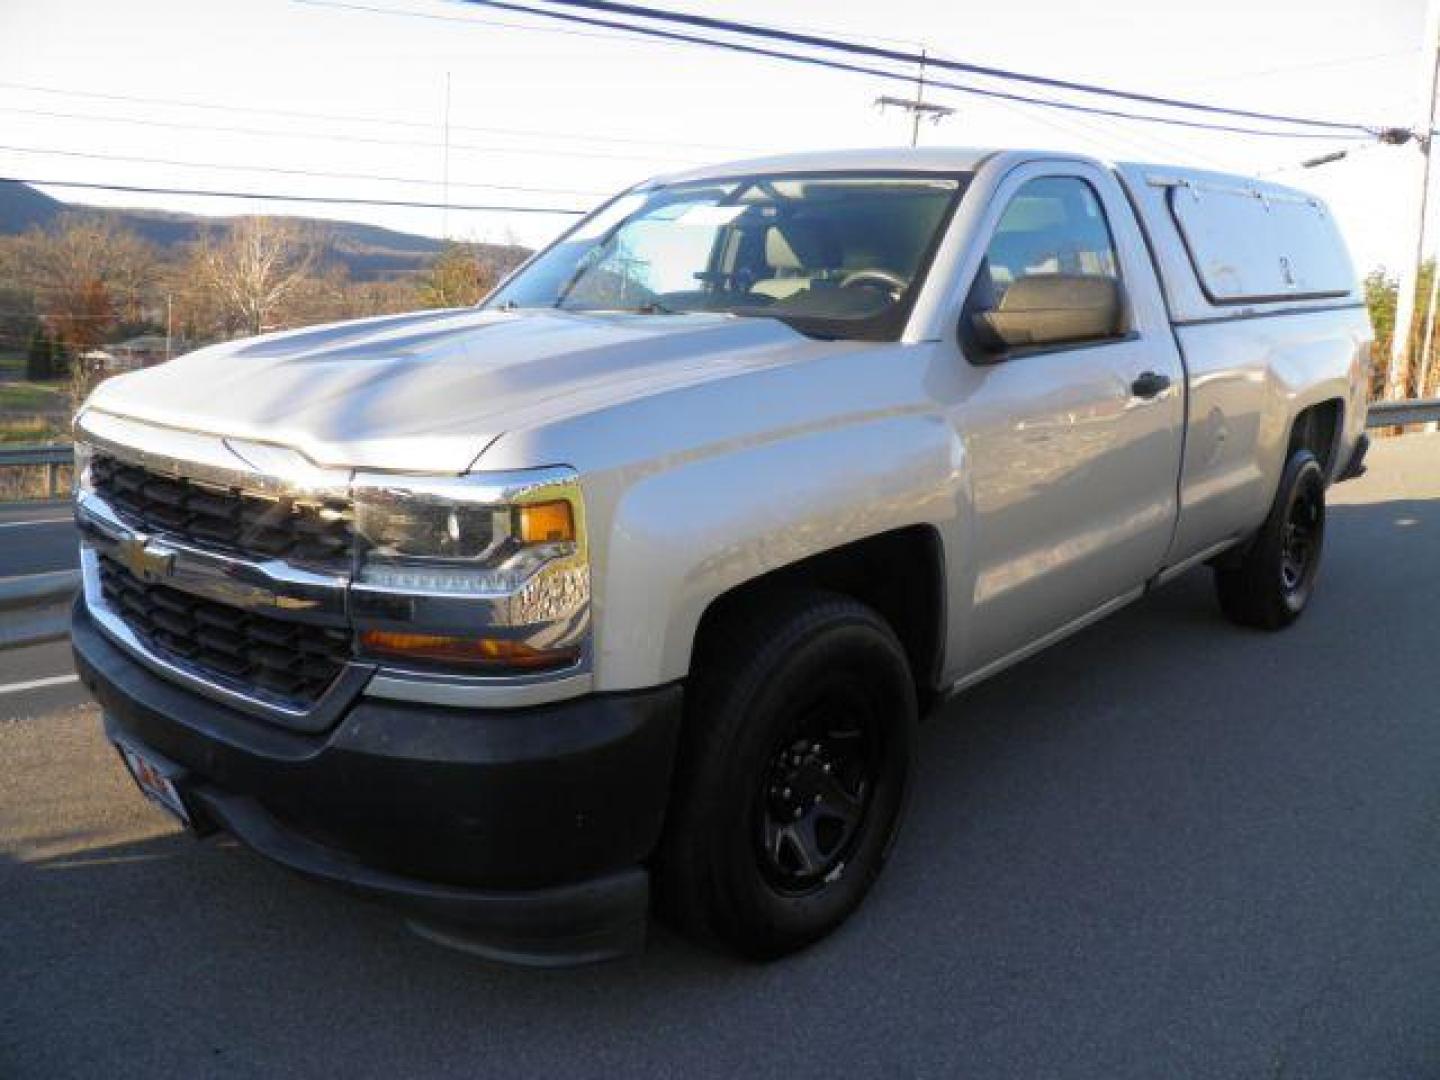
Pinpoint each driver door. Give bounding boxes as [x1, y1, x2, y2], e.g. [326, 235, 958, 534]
[951, 165, 1186, 674]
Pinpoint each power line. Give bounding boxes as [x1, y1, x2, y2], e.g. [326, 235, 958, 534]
[971, 83, 1234, 173]
[516, 0, 1386, 134]
[0, 104, 702, 164]
[0, 79, 759, 154]
[299, 0, 708, 52]
[1197, 47, 1421, 86]
[0, 104, 701, 166]
[304, 0, 929, 53]
[0, 144, 605, 198]
[296, 0, 1400, 142]
[918, 45, 1237, 170]
[0, 177, 587, 215]
[441, 0, 1377, 140]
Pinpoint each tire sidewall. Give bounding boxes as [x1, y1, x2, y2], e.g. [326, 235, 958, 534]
[1264, 452, 1327, 616]
[701, 610, 917, 953]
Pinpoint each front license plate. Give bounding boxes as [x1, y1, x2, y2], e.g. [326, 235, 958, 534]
[114, 741, 192, 829]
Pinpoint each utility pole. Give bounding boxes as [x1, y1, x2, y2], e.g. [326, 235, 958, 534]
[1418, 233, 1440, 402]
[164, 293, 172, 362]
[875, 47, 954, 146]
[1384, 0, 1440, 401]
[441, 71, 453, 240]
[912, 48, 928, 148]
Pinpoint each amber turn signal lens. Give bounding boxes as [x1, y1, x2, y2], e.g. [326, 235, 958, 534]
[360, 629, 578, 670]
[517, 500, 575, 544]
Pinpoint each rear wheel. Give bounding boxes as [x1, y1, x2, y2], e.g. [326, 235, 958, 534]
[1214, 449, 1326, 630]
[656, 592, 917, 959]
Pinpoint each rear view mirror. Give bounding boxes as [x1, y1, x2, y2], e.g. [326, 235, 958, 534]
[971, 274, 1128, 353]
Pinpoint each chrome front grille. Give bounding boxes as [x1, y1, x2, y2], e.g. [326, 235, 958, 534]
[91, 452, 353, 568]
[98, 552, 352, 708]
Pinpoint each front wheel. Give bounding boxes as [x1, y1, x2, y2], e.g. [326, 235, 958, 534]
[656, 592, 917, 960]
[1214, 449, 1327, 630]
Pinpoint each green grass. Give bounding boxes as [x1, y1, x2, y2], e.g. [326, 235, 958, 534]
[0, 381, 69, 414]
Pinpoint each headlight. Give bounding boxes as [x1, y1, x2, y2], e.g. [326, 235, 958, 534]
[354, 473, 579, 595]
[351, 468, 590, 674]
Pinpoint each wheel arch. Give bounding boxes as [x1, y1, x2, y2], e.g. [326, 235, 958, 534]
[1286, 396, 1345, 480]
[689, 526, 948, 710]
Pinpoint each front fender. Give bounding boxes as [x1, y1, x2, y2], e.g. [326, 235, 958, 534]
[592, 414, 964, 691]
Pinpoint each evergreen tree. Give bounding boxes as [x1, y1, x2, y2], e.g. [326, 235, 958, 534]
[25, 324, 53, 381]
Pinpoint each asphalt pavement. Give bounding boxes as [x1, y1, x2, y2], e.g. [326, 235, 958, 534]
[0, 500, 77, 577]
[2, 435, 1439, 1079]
[0, 638, 87, 719]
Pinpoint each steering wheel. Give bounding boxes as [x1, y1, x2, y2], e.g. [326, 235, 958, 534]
[839, 268, 908, 299]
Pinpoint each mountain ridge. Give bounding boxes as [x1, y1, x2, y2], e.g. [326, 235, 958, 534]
[0, 181, 529, 280]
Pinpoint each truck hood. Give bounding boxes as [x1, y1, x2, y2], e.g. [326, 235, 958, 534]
[84, 308, 849, 473]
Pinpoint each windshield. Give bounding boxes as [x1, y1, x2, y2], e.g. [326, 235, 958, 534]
[485, 172, 967, 340]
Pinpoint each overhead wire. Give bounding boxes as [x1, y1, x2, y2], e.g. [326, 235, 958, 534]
[0, 79, 762, 155]
[0, 105, 709, 165]
[0, 144, 607, 197]
[0, 1, 1411, 232]
[0, 177, 587, 214]
[500, 0, 1386, 134]
[426, 0, 1384, 140]
[918, 46, 1239, 171]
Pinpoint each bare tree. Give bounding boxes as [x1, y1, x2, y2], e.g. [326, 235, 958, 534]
[15, 213, 157, 401]
[195, 217, 324, 336]
[415, 242, 499, 309]
[18, 213, 156, 352]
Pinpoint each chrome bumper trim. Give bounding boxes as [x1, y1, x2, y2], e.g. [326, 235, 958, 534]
[364, 667, 594, 708]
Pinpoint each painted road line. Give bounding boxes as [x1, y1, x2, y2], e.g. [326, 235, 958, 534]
[0, 674, 79, 696]
[0, 517, 73, 529]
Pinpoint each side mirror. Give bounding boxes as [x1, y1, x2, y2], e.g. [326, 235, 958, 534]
[970, 274, 1128, 353]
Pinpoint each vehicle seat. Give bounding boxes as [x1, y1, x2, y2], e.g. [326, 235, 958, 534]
[751, 220, 842, 299]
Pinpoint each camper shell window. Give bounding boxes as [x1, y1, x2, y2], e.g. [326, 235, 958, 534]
[1165, 181, 1354, 305]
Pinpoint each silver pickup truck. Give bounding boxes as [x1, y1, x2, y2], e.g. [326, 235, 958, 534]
[71, 148, 1371, 965]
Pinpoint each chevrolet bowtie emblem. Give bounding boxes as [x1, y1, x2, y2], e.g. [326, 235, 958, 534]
[118, 533, 176, 583]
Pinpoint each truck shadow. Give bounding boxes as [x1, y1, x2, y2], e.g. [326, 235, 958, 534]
[4, 493, 1438, 1077]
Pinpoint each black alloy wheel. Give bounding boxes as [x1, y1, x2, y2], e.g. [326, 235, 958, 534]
[756, 688, 880, 894]
[656, 591, 917, 959]
[1214, 448, 1327, 630]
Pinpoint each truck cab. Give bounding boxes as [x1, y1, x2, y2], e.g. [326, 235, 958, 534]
[72, 149, 1372, 964]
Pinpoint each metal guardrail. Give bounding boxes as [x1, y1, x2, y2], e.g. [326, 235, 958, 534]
[0, 570, 80, 612]
[1366, 398, 1440, 428]
[0, 443, 72, 465]
[0, 443, 73, 498]
[0, 571, 79, 651]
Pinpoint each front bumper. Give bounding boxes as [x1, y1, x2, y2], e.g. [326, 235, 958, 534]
[73, 601, 683, 965]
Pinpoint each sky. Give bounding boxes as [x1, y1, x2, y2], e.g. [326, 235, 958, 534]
[0, 0, 1429, 275]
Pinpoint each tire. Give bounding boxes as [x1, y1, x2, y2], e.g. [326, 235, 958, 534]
[656, 591, 918, 960]
[1214, 449, 1326, 630]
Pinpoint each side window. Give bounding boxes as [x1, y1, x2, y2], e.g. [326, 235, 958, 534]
[968, 176, 1120, 314]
